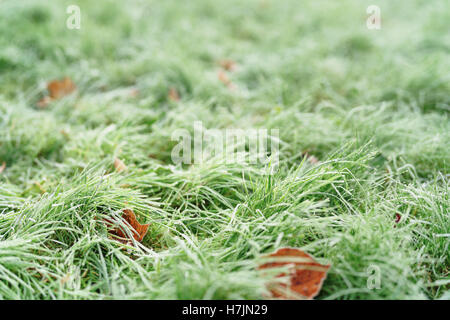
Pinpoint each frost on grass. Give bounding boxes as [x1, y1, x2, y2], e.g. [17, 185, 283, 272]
[0, 0, 448, 300]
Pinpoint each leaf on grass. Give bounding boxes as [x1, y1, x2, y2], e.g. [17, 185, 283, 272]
[217, 70, 236, 89]
[37, 77, 76, 108]
[168, 87, 180, 102]
[258, 247, 330, 300]
[48, 77, 76, 99]
[114, 157, 127, 173]
[218, 59, 237, 71]
[106, 209, 150, 244]
[0, 162, 5, 174]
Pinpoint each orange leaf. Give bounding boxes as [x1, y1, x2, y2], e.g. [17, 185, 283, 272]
[258, 248, 330, 300]
[47, 77, 76, 99]
[37, 77, 77, 108]
[114, 157, 127, 173]
[168, 87, 180, 102]
[107, 209, 149, 244]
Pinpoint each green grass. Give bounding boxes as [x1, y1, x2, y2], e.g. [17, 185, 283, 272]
[0, 0, 448, 299]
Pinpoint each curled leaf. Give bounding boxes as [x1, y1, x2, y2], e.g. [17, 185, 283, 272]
[47, 77, 76, 99]
[106, 209, 149, 244]
[37, 77, 77, 108]
[258, 247, 330, 300]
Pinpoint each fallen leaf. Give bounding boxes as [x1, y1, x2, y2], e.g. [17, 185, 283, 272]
[0, 162, 5, 174]
[258, 247, 330, 300]
[168, 87, 180, 102]
[47, 77, 76, 99]
[37, 77, 77, 108]
[107, 209, 150, 244]
[218, 59, 237, 71]
[114, 157, 127, 173]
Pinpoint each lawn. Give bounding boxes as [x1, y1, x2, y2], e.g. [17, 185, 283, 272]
[0, 0, 448, 299]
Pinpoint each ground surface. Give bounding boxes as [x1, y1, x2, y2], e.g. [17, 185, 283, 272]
[0, 0, 448, 299]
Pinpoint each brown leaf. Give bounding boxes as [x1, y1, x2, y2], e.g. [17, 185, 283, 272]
[168, 87, 180, 102]
[0, 162, 5, 174]
[114, 157, 127, 173]
[258, 247, 330, 300]
[37, 77, 77, 108]
[218, 59, 237, 72]
[107, 209, 150, 244]
[47, 77, 76, 99]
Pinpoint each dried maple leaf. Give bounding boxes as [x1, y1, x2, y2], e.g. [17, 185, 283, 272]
[114, 157, 127, 173]
[258, 247, 330, 300]
[106, 209, 149, 244]
[37, 77, 77, 108]
[0, 162, 5, 174]
[218, 59, 237, 71]
[168, 87, 180, 102]
[47, 77, 76, 99]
